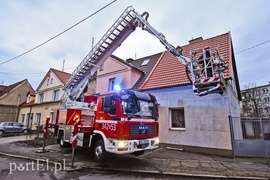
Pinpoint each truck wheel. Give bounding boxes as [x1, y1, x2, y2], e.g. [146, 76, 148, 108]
[133, 150, 145, 156]
[94, 140, 106, 162]
[0, 130, 3, 135]
[60, 135, 67, 148]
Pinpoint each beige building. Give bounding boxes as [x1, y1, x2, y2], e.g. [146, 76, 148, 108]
[18, 68, 71, 129]
[0, 79, 33, 122]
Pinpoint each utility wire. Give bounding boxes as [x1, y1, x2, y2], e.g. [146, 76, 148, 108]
[0, 66, 77, 75]
[235, 40, 270, 55]
[0, 0, 117, 66]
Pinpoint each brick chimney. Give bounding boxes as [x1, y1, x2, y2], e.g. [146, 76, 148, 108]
[189, 37, 203, 44]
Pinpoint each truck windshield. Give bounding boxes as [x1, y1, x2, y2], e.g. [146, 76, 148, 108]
[121, 98, 155, 117]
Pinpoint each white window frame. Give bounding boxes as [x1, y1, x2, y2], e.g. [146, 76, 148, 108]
[254, 89, 260, 95]
[109, 78, 115, 91]
[262, 88, 268, 93]
[26, 95, 31, 103]
[264, 97, 270, 103]
[169, 108, 185, 130]
[21, 114, 25, 123]
[38, 93, 44, 103]
[52, 90, 60, 101]
[50, 112, 55, 123]
[141, 59, 150, 66]
[35, 113, 41, 124]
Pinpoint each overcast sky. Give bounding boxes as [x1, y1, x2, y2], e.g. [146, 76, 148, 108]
[0, 0, 269, 90]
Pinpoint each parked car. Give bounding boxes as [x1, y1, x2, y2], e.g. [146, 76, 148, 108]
[0, 122, 28, 135]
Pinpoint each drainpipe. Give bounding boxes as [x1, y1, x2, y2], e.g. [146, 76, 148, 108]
[27, 106, 32, 129]
[15, 94, 21, 122]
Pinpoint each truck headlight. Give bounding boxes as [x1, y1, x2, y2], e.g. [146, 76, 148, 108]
[156, 137, 159, 144]
[118, 141, 128, 148]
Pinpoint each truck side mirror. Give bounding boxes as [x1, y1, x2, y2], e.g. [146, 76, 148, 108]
[103, 96, 111, 113]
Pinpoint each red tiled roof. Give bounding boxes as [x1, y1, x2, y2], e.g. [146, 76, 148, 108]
[139, 51, 189, 90]
[28, 89, 36, 96]
[20, 100, 35, 107]
[0, 85, 6, 91]
[0, 79, 28, 97]
[50, 68, 71, 84]
[139, 32, 237, 90]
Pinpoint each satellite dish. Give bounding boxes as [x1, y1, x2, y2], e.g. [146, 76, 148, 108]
[114, 75, 123, 85]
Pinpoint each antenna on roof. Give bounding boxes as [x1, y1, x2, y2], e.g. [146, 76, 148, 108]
[135, 53, 137, 60]
[62, 59, 65, 72]
[92, 37, 95, 50]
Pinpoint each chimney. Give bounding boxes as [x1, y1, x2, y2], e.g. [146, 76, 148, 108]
[189, 37, 203, 44]
[126, 58, 134, 63]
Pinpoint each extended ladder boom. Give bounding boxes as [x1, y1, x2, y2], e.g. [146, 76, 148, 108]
[62, 6, 192, 108]
[62, 6, 227, 108]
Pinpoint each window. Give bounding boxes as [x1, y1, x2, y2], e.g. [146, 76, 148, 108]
[50, 112, 55, 123]
[170, 108, 185, 129]
[35, 113, 41, 124]
[141, 59, 150, 66]
[262, 88, 268, 93]
[47, 78, 50, 85]
[13, 123, 20, 127]
[26, 95, 31, 103]
[109, 78, 115, 91]
[52, 90, 60, 101]
[38, 93, 44, 103]
[254, 89, 260, 95]
[50, 78, 53, 84]
[102, 95, 116, 115]
[264, 97, 270, 103]
[256, 98, 261, 103]
[21, 114, 25, 123]
[26, 113, 33, 127]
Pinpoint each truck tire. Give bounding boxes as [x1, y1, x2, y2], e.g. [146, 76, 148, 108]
[132, 150, 145, 156]
[94, 140, 106, 162]
[60, 135, 68, 148]
[0, 130, 3, 135]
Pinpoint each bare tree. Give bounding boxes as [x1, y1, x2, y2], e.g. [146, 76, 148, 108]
[241, 83, 266, 117]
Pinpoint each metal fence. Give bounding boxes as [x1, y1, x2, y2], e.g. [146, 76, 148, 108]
[230, 117, 270, 157]
[239, 117, 270, 140]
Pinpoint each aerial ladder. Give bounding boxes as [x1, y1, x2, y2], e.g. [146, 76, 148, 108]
[61, 6, 228, 108]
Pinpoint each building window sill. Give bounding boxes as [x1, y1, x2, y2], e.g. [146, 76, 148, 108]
[169, 128, 185, 131]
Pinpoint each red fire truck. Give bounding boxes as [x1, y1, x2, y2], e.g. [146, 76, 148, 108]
[50, 6, 227, 162]
[56, 90, 159, 162]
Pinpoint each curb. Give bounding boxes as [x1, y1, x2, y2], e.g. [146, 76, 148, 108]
[0, 151, 268, 180]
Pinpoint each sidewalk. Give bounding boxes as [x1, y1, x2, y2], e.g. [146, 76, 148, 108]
[0, 134, 35, 144]
[0, 136, 269, 179]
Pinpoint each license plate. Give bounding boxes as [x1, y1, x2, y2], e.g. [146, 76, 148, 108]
[139, 140, 149, 145]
